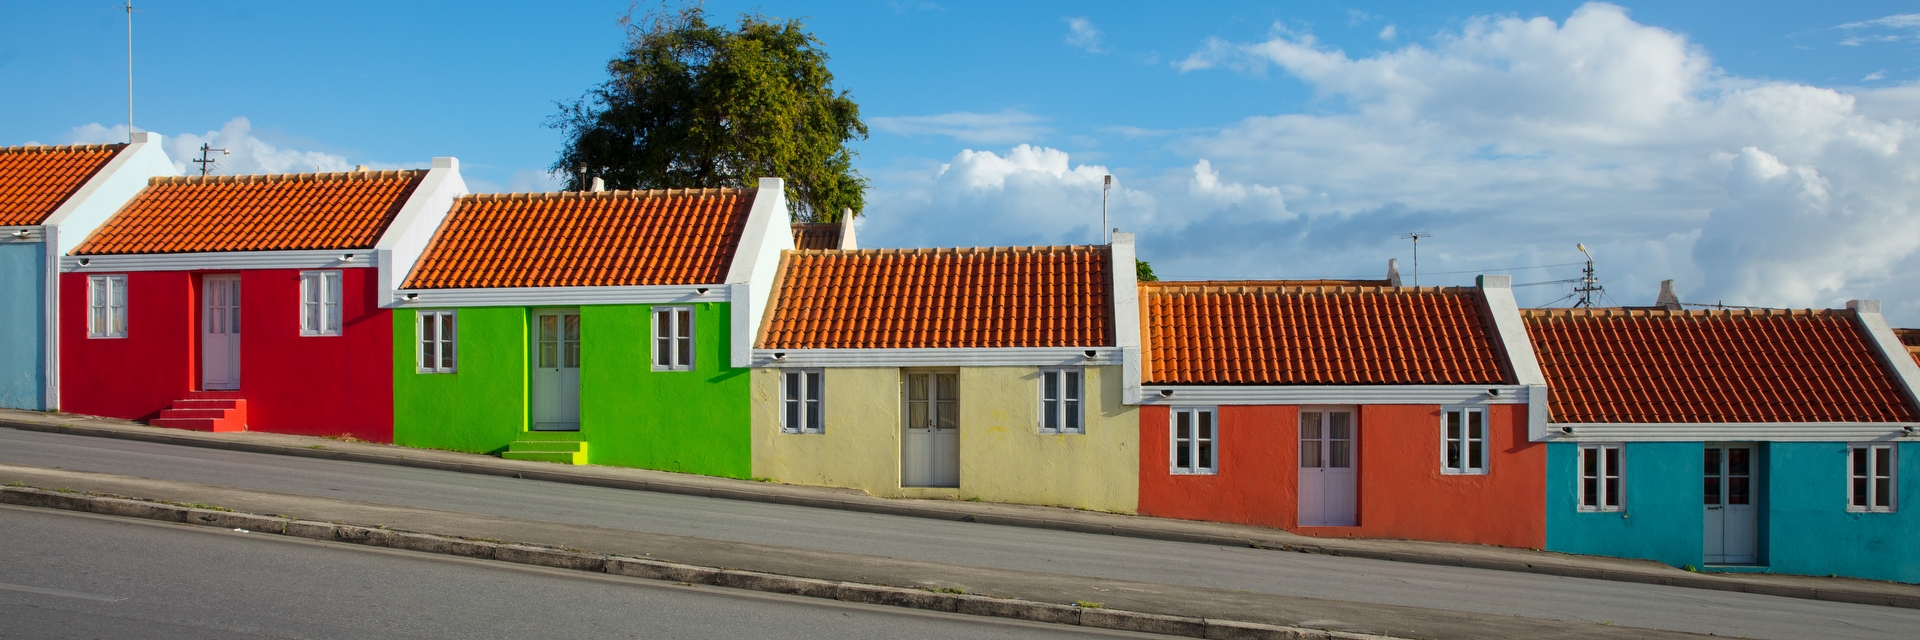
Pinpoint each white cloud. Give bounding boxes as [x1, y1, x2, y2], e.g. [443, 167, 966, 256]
[1378, 24, 1397, 41]
[1863, 69, 1887, 81]
[860, 145, 1154, 248]
[65, 118, 381, 176]
[1835, 13, 1920, 46]
[869, 109, 1053, 145]
[1066, 17, 1105, 53]
[1837, 14, 1920, 30]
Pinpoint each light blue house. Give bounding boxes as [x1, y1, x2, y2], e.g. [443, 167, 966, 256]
[0, 133, 175, 410]
[1521, 301, 1920, 582]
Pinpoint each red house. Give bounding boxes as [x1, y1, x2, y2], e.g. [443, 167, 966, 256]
[1130, 275, 1547, 548]
[59, 160, 465, 440]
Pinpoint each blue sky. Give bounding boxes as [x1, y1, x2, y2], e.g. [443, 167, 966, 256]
[5, 2, 1919, 319]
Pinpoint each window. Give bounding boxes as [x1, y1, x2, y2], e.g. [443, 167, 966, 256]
[1579, 445, 1624, 512]
[1441, 407, 1487, 474]
[299, 270, 343, 336]
[87, 275, 127, 338]
[1039, 368, 1084, 433]
[417, 310, 456, 373]
[1851, 444, 1896, 512]
[1170, 407, 1216, 474]
[653, 306, 694, 370]
[782, 370, 824, 434]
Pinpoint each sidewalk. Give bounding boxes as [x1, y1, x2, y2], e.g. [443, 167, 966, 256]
[4, 408, 1916, 610]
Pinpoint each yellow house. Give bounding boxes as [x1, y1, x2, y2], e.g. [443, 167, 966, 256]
[748, 235, 1142, 513]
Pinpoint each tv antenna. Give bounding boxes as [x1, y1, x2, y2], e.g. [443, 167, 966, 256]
[123, 1, 139, 142]
[1573, 243, 1604, 307]
[1396, 232, 1432, 286]
[1101, 174, 1112, 244]
[193, 143, 229, 176]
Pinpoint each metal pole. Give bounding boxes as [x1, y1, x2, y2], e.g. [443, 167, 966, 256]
[1101, 175, 1111, 244]
[125, 1, 133, 142]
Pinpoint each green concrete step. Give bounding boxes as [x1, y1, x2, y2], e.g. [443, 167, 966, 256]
[502, 440, 588, 465]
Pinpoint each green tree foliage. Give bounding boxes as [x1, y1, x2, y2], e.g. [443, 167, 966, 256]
[1136, 259, 1158, 282]
[551, 5, 867, 222]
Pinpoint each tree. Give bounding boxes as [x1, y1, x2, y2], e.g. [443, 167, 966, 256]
[550, 5, 867, 222]
[1136, 259, 1158, 282]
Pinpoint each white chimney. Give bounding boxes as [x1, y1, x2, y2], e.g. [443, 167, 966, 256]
[1387, 258, 1402, 287]
[590, 177, 605, 192]
[1656, 279, 1682, 310]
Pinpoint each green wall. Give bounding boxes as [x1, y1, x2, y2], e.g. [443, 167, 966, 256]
[392, 302, 750, 478]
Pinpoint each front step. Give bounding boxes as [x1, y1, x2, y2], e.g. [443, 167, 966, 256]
[502, 440, 589, 465]
[150, 391, 247, 432]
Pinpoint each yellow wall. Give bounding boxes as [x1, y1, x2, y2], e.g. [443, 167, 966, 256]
[750, 365, 1139, 513]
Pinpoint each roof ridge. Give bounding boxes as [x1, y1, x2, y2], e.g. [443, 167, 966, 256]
[151, 169, 426, 186]
[1519, 307, 1849, 319]
[461, 186, 754, 201]
[788, 244, 1108, 256]
[1142, 283, 1476, 296]
[0, 143, 128, 154]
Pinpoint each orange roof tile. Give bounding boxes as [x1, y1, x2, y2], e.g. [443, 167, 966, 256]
[72, 171, 425, 255]
[1524, 308, 1917, 423]
[761, 246, 1113, 349]
[403, 188, 753, 289]
[791, 223, 842, 250]
[0, 143, 125, 226]
[1142, 282, 1508, 385]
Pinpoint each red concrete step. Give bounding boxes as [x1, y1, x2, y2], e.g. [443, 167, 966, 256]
[148, 394, 247, 433]
[159, 408, 226, 419]
[151, 417, 223, 431]
[187, 390, 245, 400]
[172, 399, 241, 410]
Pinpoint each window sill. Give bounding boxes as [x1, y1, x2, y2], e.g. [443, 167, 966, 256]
[1440, 469, 1489, 476]
[1169, 470, 1218, 476]
[1845, 509, 1897, 514]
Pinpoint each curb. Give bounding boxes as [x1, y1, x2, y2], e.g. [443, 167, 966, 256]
[0, 486, 1388, 640]
[8, 417, 1920, 610]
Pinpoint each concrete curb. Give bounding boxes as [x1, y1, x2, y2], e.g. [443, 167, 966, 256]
[8, 415, 1920, 610]
[0, 486, 1387, 640]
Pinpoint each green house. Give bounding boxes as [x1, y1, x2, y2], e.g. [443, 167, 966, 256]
[389, 179, 791, 478]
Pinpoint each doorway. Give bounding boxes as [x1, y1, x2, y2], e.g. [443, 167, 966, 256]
[1705, 444, 1759, 564]
[530, 309, 581, 431]
[201, 275, 241, 390]
[902, 370, 959, 487]
[1299, 408, 1357, 526]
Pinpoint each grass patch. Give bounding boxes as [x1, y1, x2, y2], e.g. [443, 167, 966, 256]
[1073, 600, 1104, 609]
[52, 487, 77, 494]
[306, 445, 327, 450]
[4, 482, 25, 487]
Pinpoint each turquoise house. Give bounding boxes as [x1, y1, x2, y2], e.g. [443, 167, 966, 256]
[1523, 302, 1920, 582]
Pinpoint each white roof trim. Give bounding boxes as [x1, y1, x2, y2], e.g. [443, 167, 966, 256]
[750, 347, 1121, 368]
[1850, 299, 1920, 416]
[1136, 384, 1530, 406]
[1, 226, 45, 243]
[1544, 422, 1919, 443]
[62, 249, 376, 272]
[391, 284, 729, 308]
[376, 157, 466, 309]
[728, 179, 792, 368]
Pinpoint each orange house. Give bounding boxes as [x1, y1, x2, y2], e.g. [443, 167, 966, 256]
[1130, 275, 1549, 548]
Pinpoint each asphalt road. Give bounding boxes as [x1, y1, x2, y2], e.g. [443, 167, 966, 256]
[5, 427, 1918, 639]
[0, 505, 1153, 639]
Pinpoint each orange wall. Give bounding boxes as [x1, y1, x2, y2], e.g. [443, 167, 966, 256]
[1138, 403, 1544, 548]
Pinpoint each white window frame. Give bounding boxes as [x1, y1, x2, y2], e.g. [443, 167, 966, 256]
[1170, 407, 1217, 475]
[652, 306, 695, 371]
[1440, 406, 1488, 475]
[1578, 444, 1624, 512]
[1849, 444, 1897, 513]
[416, 310, 456, 374]
[781, 369, 825, 434]
[87, 274, 128, 338]
[1038, 367, 1085, 434]
[299, 270, 344, 337]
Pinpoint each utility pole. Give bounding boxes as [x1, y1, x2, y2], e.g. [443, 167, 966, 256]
[1574, 243, 1604, 307]
[1101, 174, 1112, 244]
[193, 143, 229, 177]
[124, 1, 136, 142]
[1396, 232, 1432, 287]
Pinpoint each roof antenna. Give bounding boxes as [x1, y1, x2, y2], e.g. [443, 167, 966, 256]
[1574, 243, 1604, 307]
[1396, 232, 1431, 287]
[1101, 174, 1112, 245]
[123, 1, 139, 142]
[576, 163, 588, 192]
[192, 143, 229, 177]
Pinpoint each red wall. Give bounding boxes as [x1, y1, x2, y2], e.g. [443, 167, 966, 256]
[1138, 403, 1544, 548]
[61, 267, 393, 441]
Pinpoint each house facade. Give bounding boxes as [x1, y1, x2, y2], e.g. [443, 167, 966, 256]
[1528, 303, 1920, 582]
[1130, 275, 1546, 548]
[388, 180, 790, 478]
[0, 134, 174, 410]
[748, 235, 1140, 512]
[59, 160, 465, 439]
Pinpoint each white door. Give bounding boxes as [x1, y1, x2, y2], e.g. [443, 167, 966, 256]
[1704, 445, 1758, 564]
[902, 371, 959, 487]
[1298, 409, 1357, 526]
[530, 309, 581, 431]
[201, 275, 241, 390]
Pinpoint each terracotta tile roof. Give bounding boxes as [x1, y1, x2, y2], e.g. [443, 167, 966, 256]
[791, 223, 842, 250]
[403, 188, 753, 289]
[1524, 308, 1917, 423]
[72, 170, 426, 255]
[0, 143, 126, 226]
[761, 246, 1113, 349]
[1142, 282, 1507, 385]
[1892, 329, 1920, 367]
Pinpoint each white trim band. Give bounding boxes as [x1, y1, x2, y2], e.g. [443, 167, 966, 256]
[751, 347, 1121, 368]
[1544, 422, 1920, 443]
[392, 284, 730, 308]
[63, 250, 377, 272]
[2, 226, 45, 243]
[1136, 384, 1531, 406]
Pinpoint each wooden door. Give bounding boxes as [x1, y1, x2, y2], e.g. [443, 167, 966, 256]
[1298, 409, 1357, 526]
[201, 275, 241, 390]
[903, 371, 959, 487]
[1704, 445, 1758, 564]
[530, 309, 581, 431]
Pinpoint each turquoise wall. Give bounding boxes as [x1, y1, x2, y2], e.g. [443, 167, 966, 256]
[1547, 442, 1704, 570]
[1765, 442, 1920, 583]
[0, 242, 46, 410]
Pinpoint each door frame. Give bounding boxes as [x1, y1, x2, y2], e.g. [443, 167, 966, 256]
[197, 273, 243, 391]
[528, 307, 582, 432]
[900, 368, 960, 488]
[1297, 405, 1359, 527]
[1704, 442, 1763, 565]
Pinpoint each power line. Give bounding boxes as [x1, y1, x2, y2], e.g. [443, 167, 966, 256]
[1161, 261, 1586, 282]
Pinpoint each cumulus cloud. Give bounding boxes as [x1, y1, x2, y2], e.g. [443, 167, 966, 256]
[1066, 17, 1105, 53]
[860, 144, 1154, 248]
[63, 118, 402, 176]
[869, 109, 1053, 145]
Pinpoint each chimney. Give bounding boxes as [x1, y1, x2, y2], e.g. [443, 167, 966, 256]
[839, 207, 859, 249]
[1387, 258, 1402, 287]
[590, 177, 605, 192]
[354, 165, 368, 172]
[1655, 279, 1682, 310]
